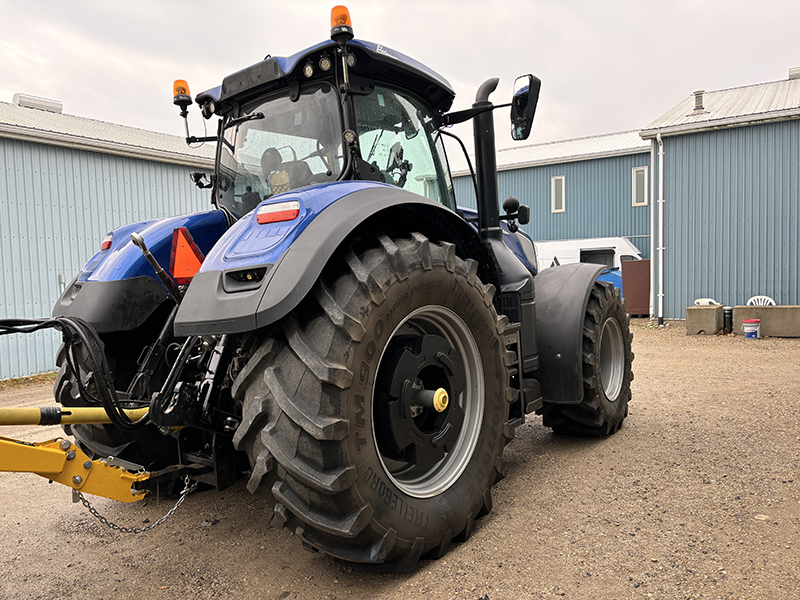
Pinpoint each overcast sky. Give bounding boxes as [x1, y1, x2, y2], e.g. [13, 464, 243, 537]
[2, 0, 798, 149]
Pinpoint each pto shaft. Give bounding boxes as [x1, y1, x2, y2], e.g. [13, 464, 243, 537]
[0, 406, 149, 426]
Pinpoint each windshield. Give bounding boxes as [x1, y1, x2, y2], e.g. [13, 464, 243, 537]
[354, 84, 455, 209]
[216, 82, 344, 217]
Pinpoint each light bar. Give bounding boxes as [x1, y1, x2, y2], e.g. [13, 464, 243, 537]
[100, 233, 113, 251]
[256, 201, 301, 224]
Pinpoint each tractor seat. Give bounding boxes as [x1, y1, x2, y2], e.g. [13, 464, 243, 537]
[261, 148, 313, 193]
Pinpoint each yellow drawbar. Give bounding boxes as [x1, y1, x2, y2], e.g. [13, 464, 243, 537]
[0, 436, 149, 503]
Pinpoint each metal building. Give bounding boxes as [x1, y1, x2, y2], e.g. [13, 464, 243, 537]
[0, 95, 215, 379]
[451, 130, 652, 257]
[641, 72, 800, 320]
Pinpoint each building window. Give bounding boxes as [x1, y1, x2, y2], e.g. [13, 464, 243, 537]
[632, 166, 648, 206]
[551, 175, 565, 213]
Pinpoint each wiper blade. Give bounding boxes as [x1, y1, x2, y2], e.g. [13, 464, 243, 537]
[224, 112, 265, 129]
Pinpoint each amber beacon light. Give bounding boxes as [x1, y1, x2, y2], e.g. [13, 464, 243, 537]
[330, 5, 353, 43]
[173, 79, 192, 114]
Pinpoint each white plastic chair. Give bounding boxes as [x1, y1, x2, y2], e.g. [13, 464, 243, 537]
[746, 295, 775, 306]
[694, 298, 720, 306]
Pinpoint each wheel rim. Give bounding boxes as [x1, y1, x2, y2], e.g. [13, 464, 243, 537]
[599, 317, 624, 401]
[373, 306, 484, 499]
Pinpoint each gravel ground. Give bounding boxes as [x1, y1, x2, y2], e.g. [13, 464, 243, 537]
[1, 319, 798, 600]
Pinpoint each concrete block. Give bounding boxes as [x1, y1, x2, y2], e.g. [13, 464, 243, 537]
[733, 306, 800, 337]
[685, 305, 723, 335]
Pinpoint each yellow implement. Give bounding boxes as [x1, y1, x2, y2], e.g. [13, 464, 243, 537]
[0, 406, 151, 503]
[0, 435, 149, 503]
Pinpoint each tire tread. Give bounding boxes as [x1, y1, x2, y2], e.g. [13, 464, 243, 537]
[234, 232, 509, 570]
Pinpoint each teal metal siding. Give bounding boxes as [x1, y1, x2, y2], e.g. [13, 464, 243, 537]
[662, 120, 800, 318]
[0, 137, 213, 379]
[453, 152, 652, 256]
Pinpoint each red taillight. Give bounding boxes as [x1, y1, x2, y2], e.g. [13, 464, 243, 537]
[100, 234, 112, 251]
[256, 200, 301, 224]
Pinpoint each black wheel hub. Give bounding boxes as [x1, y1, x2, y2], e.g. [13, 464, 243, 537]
[374, 334, 466, 467]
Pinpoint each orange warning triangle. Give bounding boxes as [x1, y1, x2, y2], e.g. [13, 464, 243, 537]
[170, 227, 205, 285]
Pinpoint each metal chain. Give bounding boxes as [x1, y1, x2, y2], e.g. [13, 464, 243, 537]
[76, 476, 198, 534]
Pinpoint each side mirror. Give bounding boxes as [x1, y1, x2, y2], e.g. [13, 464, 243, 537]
[510, 75, 541, 141]
[190, 172, 214, 189]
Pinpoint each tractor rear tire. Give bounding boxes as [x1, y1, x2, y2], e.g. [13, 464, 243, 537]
[541, 281, 633, 436]
[232, 232, 511, 571]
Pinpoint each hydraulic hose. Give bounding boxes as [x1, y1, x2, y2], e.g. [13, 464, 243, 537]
[0, 317, 150, 430]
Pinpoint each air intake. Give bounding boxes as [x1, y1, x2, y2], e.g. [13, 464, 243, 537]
[12, 93, 63, 113]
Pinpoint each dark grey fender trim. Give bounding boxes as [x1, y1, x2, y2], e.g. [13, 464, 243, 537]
[174, 187, 489, 336]
[534, 262, 605, 404]
[52, 276, 170, 334]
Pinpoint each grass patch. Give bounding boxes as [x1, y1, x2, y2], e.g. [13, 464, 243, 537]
[0, 372, 57, 392]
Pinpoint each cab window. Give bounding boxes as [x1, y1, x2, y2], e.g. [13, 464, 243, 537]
[217, 82, 343, 217]
[354, 85, 455, 209]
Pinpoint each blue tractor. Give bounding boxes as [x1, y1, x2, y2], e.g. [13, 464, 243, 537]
[49, 7, 632, 570]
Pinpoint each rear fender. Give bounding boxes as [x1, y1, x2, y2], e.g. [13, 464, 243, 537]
[174, 183, 493, 336]
[534, 263, 605, 404]
[53, 211, 228, 333]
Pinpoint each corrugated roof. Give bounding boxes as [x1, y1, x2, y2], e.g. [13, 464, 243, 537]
[0, 101, 215, 168]
[641, 77, 800, 138]
[450, 129, 649, 176]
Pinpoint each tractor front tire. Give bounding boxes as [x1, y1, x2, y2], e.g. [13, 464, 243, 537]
[232, 233, 511, 571]
[541, 281, 633, 436]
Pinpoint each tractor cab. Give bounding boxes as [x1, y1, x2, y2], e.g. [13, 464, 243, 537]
[176, 8, 458, 220]
[213, 77, 456, 219]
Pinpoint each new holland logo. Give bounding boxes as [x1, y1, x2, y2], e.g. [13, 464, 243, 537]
[375, 44, 393, 58]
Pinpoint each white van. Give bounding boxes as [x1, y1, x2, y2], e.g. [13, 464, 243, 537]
[534, 237, 642, 272]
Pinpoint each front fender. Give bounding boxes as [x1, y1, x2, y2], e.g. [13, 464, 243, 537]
[174, 183, 488, 336]
[534, 262, 605, 404]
